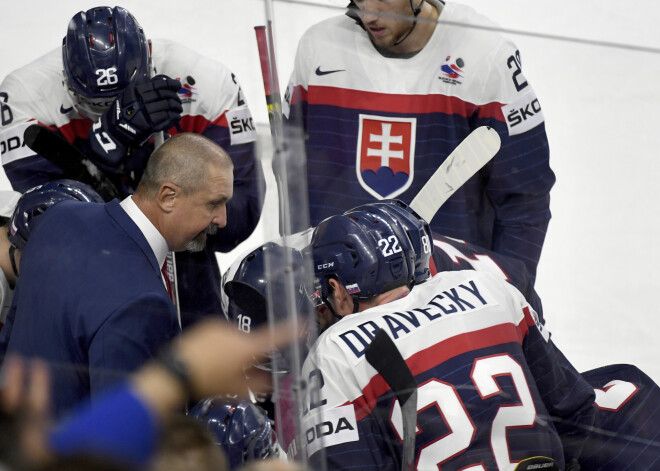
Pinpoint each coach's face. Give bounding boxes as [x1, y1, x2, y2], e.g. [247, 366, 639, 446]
[170, 163, 233, 252]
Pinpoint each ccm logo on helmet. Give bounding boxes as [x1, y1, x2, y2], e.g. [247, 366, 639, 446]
[317, 262, 334, 270]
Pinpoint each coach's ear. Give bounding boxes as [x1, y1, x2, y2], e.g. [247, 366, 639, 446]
[157, 182, 179, 213]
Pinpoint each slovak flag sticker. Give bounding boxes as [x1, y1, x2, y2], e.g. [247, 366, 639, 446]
[356, 114, 416, 199]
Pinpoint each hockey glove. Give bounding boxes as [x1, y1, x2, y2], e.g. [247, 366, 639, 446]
[89, 74, 183, 170]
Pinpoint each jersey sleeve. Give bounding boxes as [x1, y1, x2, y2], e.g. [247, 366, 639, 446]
[579, 364, 660, 470]
[475, 37, 555, 281]
[300, 347, 401, 471]
[0, 50, 78, 191]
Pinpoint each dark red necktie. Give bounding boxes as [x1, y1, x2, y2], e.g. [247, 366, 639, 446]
[161, 261, 174, 304]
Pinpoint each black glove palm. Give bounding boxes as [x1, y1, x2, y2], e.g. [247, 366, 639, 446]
[89, 74, 183, 169]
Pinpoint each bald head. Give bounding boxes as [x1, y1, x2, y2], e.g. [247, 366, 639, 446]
[137, 133, 233, 198]
[133, 133, 235, 252]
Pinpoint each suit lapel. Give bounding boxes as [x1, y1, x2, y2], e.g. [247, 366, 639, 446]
[105, 200, 161, 276]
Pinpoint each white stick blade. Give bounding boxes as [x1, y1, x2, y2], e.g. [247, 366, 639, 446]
[410, 126, 501, 223]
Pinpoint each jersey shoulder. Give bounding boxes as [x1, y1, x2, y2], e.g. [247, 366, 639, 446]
[438, 3, 539, 105]
[151, 39, 252, 121]
[0, 47, 71, 127]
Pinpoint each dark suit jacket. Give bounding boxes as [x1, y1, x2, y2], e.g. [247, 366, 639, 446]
[0, 199, 180, 417]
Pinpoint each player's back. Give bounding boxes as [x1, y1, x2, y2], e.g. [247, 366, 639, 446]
[430, 232, 544, 320]
[301, 270, 590, 470]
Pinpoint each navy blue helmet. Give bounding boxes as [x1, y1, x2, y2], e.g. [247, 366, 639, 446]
[345, 199, 433, 286]
[62, 6, 150, 120]
[9, 179, 103, 251]
[310, 208, 414, 311]
[223, 242, 313, 373]
[188, 396, 279, 470]
[224, 242, 312, 331]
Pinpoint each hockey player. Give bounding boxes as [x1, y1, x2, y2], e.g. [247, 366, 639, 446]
[223, 241, 316, 460]
[302, 207, 592, 470]
[221, 202, 549, 462]
[0, 6, 265, 328]
[222, 202, 660, 468]
[340, 198, 546, 320]
[283, 0, 555, 283]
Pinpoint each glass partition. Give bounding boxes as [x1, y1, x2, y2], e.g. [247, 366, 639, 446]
[0, 1, 658, 470]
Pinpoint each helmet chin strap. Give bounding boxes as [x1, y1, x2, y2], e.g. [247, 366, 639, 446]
[8, 245, 18, 278]
[322, 293, 361, 321]
[352, 295, 360, 314]
[392, 0, 424, 46]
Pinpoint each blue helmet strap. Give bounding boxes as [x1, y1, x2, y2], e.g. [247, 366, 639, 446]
[322, 293, 344, 322]
[411, 0, 424, 16]
[8, 245, 18, 278]
[392, 0, 424, 46]
[352, 295, 360, 314]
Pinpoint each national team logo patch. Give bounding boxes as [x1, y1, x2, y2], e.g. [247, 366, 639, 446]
[178, 83, 196, 98]
[439, 56, 465, 85]
[356, 115, 416, 199]
[176, 76, 198, 105]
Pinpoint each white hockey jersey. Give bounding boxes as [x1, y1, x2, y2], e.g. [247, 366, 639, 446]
[283, 1, 555, 281]
[299, 270, 594, 470]
[0, 38, 257, 191]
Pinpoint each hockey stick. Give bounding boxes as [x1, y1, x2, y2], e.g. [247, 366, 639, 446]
[256, 21, 308, 238]
[409, 126, 501, 223]
[23, 124, 120, 202]
[514, 456, 559, 470]
[365, 329, 417, 471]
[147, 39, 166, 152]
[255, 23, 282, 138]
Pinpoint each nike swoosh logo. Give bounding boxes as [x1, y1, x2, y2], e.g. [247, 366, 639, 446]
[60, 104, 74, 114]
[315, 66, 345, 76]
